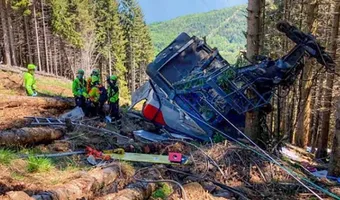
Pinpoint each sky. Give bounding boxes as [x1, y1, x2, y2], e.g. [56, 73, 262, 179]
[137, 0, 248, 24]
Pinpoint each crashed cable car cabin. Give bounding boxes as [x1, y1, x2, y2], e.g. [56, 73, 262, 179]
[130, 21, 335, 142]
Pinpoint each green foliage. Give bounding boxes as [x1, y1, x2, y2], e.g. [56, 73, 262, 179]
[48, 0, 152, 99]
[0, 149, 17, 165]
[27, 156, 53, 173]
[213, 132, 225, 143]
[11, 0, 31, 15]
[120, 0, 154, 92]
[94, 0, 130, 100]
[50, 0, 83, 47]
[152, 183, 173, 199]
[149, 5, 247, 64]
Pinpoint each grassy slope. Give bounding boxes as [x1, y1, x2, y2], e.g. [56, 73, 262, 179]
[148, 5, 247, 63]
[0, 70, 73, 97]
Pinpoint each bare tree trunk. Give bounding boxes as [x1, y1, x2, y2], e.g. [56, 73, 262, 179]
[130, 41, 136, 93]
[245, 0, 263, 143]
[316, 0, 340, 159]
[295, 1, 318, 148]
[53, 37, 58, 76]
[329, 97, 340, 176]
[109, 33, 112, 76]
[292, 0, 305, 145]
[310, 76, 323, 152]
[6, 3, 17, 66]
[276, 89, 281, 140]
[139, 63, 143, 86]
[0, 0, 11, 65]
[284, 92, 293, 139]
[33, 0, 42, 71]
[41, 0, 49, 73]
[24, 16, 33, 63]
[49, 42, 53, 75]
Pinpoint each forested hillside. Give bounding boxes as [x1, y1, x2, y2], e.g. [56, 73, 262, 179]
[0, 0, 154, 99]
[149, 5, 247, 63]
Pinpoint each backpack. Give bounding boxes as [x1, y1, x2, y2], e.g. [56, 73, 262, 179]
[98, 85, 108, 103]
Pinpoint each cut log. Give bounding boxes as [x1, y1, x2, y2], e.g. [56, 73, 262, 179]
[182, 182, 228, 200]
[1, 191, 33, 200]
[32, 165, 119, 200]
[0, 95, 73, 110]
[285, 143, 314, 159]
[97, 182, 156, 200]
[0, 127, 65, 146]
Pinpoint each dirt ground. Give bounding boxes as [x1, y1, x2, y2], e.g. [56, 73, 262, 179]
[1, 69, 340, 200]
[0, 70, 73, 130]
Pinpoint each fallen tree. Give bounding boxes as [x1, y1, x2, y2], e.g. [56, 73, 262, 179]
[0, 95, 73, 110]
[0, 127, 65, 146]
[32, 165, 119, 200]
[97, 182, 156, 200]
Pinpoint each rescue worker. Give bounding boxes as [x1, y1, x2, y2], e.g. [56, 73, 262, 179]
[86, 69, 100, 93]
[97, 81, 108, 119]
[86, 76, 101, 117]
[24, 64, 37, 96]
[72, 69, 87, 110]
[107, 75, 120, 120]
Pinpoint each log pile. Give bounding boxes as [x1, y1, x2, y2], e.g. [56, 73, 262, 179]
[32, 165, 120, 200]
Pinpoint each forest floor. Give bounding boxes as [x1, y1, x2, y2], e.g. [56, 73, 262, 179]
[0, 68, 340, 200]
[0, 69, 72, 130]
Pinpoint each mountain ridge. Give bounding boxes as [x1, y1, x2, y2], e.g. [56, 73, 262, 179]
[148, 4, 247, 63]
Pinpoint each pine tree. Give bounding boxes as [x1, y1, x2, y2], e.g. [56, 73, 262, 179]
[295, 1, 319, 148]
[316, 0, 340, 159]
[0, 0, 11, 65]
[245, 0, 265, 144]
[94, 0, 129, 100]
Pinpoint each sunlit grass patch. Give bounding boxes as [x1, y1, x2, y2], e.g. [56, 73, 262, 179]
[27, 156, 53, 173]
[0, 149, 17, 165]
[152, 182, 173, 199]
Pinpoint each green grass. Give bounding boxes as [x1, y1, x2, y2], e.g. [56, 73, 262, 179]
[152, 183, 173, 199]
[37, 78, 71, 90]
[213, 132, 225, 143]
[0, 149, 17, 165]
[19, 147, 43, 155]
[27, 156, 53, 173]
[11, 172, 25, 181]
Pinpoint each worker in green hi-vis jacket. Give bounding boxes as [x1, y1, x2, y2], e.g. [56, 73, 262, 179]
[72, 69, 87, 111]
[23, 64, 37, 96]
[107, 75, 120, 121]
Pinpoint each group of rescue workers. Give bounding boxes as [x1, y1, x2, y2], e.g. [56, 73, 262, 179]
[23, 64, 120, 121]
